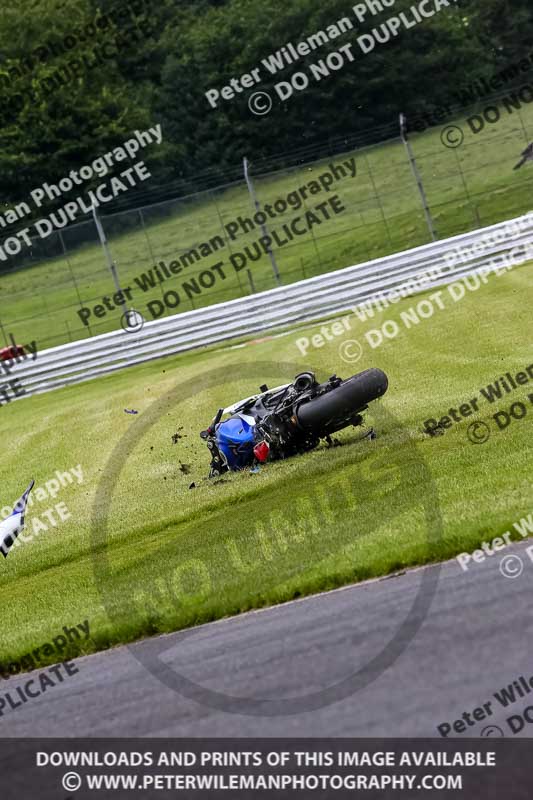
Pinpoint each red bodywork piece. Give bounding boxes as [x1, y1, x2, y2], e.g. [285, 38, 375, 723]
[0, 345, 24, 361]
[253, 441, 270, 463]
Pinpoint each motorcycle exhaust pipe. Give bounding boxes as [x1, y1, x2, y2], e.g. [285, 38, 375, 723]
[295, 368, 388, 430]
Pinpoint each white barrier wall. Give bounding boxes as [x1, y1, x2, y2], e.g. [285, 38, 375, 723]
[9, 211, 533, 397]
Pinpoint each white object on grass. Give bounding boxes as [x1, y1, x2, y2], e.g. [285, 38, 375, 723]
[0, 480, 35, 558]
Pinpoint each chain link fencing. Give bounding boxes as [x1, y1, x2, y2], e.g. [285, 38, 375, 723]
[1, 96, 532, 352]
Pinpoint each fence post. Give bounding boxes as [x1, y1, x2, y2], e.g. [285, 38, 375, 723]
[0, 320, 8, 347]
[399, 113, 437, 241]
[243, 157, 282, 286]
[59, 230, 89, 334]
[364, 153, 394, 248]
[451, 149, 481, 230]
[92, 205, 129, 320]
[246, 268, 256, 294]
[213, 193, 244, 295]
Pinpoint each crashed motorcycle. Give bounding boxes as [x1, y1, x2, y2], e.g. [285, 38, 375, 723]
[200, 369, 388, 476]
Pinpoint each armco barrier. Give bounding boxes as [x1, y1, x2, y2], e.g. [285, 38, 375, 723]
[7, 211, 533, 398]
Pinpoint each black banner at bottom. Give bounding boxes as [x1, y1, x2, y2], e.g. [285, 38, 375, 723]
[1, 739, 531, 799]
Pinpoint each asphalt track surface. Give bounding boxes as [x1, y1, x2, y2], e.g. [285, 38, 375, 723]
[2, 538, 533, 738]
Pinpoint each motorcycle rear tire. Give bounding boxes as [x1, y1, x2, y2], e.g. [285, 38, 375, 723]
[295, 368, 388, 430]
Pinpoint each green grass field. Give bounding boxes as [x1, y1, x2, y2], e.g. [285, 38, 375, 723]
[1, 91, 533, 351]
[0, 258, 531, 671]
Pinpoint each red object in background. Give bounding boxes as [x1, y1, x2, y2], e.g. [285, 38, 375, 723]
[0, 345, 25, 361]
[253, 441, 270, 463]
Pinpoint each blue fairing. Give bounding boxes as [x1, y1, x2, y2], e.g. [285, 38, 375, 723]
[216, 414, 256, 470]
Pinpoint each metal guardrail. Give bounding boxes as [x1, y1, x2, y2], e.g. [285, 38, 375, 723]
[8, 211, 533, 399]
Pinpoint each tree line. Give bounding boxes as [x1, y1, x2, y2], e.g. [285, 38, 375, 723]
[0, 0, 531, 211]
